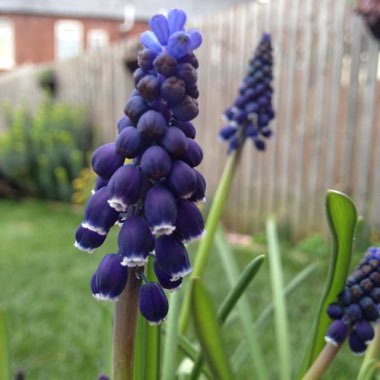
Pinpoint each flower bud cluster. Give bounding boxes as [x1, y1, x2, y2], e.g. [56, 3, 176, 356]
[74, 9, 205, 325]
[325, 247, 380, 354]
[219, 33, 275, 153]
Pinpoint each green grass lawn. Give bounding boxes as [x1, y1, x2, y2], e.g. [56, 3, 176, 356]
[0, 199, 370, 379]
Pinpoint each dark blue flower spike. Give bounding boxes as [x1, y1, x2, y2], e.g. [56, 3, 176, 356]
[75, 9, 205, 324]
[219, 32, 275, 153]
[91, 253, 128, 301]
[325, 247, 380, 354]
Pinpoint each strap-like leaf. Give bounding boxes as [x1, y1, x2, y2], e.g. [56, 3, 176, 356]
[266, 217, 291, 380]
[191, 277, 233, 380]
[297, 190, 357, 378]
[190, 254, 265, 379]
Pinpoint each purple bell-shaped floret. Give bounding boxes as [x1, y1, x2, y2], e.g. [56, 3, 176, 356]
[74, 224, 107, 253]
[137, 110, 167, 139]
[325, 320, 349, 346]
[91, 143, 124, 180]
[348, 330, 367, 355]
[179, 138, 203, 167]
[175, 200, 205, 243]
[139, 282, 169, 325]
[82, 187, 119, 235]
[140, 145, 172, 180]
[115, 126, 148, 159]
[90, 253, 128, 301]
[159, 126, 188, 157]
[166, 160, 197, 199]
[189, 169, 206, 203]
[154, 235, 191, 281]
[107, 164, 143, 212]
[153, 259, 183, 291]
[144, 184, 177, 235]
[118, 216, 155, 267]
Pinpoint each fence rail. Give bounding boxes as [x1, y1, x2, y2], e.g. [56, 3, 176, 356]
[0, 0, 378, 237]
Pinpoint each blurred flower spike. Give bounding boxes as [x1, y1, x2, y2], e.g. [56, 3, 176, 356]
[74, 9, 205, 325]
[357, 0, 380, 40]
[219, 32, 275, 153]
[325, 247, 380, 354]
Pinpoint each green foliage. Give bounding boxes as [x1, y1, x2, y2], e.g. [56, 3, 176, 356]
[266, 217, 291, 380]
[0, 307, 11, 380]
[0, 100, 91, 201]
[297, 190, 357, 378]
[191, 277, 233, 380]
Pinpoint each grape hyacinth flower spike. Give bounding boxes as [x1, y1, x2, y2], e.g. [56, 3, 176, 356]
[74, 8, 205, 325]
[325, 247, 380, 354]
[219, 32, 275, 153]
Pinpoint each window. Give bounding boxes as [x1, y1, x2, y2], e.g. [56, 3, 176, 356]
[0, 19, 14, 70]
[55, 20, 83, 61]
[87, 29, 109, 50]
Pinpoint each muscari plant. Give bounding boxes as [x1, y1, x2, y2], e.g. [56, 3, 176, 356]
[69, 8, 380, 380]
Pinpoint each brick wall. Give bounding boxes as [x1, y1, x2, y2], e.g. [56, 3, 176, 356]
[1, 13, 147, 67]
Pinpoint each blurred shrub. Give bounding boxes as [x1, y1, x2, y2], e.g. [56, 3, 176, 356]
[71, 167, 96, 205]
[0, 100, 92, 201]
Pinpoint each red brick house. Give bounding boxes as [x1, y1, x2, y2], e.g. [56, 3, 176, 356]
[0, 0, 251, 72]
[0, 0, 147, 71]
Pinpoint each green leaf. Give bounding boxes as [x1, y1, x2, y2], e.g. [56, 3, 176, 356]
[297, 190, 357, 379]
[0, 307, 11, 380]
[215, 225, 268, 380]
[191, 277, 233, 380]
[266, 217, 291, 380]
[255, 262, 318, 329]
[218, 254, 265, 322]
[231, 263, 318, 371]
[190, 254, 265, 380]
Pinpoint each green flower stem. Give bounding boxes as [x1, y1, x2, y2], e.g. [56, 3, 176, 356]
[113, 267, 141, 380]
[178, 148, 242, 334]
[161, 291, 181, 380]
[302, 343, 341, 380]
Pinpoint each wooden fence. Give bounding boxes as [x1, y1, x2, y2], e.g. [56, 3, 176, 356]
[0, 0, 378, 237]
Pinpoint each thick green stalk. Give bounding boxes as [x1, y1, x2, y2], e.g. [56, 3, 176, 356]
[178, 149, 241, 334]
[113, 268, 141, 380]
